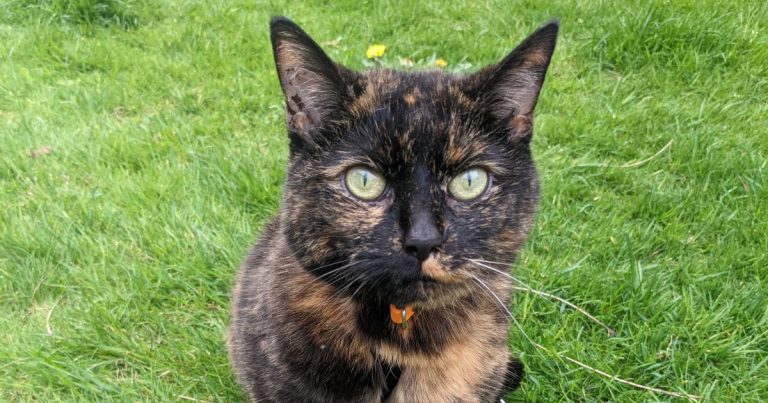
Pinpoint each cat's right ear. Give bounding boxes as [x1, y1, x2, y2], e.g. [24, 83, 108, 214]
[466, 21, 559, 143]
[270, 17, 353, 148]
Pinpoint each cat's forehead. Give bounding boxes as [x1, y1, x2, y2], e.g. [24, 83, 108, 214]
[336, 70, 499, 172]
[349, 69, 474, 118]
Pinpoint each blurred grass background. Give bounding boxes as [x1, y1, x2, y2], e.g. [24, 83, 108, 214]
[1, 0, 766, 400]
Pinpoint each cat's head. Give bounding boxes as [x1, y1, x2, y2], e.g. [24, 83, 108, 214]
[271, 17, 557, 308]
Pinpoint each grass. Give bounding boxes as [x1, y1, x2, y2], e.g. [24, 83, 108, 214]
[1, 0, 766, 400]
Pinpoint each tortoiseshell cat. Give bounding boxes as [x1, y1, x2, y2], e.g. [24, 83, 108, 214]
[228, 17, 558, 402]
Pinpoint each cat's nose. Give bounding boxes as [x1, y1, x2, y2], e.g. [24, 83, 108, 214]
[404, 211, 442, 261]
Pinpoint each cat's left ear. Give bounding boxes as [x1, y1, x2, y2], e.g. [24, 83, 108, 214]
[467, 21, 559, 142]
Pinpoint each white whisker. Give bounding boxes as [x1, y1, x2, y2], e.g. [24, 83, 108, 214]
[466, 258, 615, 336]
[466, 259, 699, 401]
[467, 273, 512, 319]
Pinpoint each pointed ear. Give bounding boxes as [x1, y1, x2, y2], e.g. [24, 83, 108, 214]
[270, 17, 353, 147]
[468, 21, 559, 142]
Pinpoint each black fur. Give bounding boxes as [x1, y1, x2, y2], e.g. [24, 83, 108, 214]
[228, 17, 558, 402]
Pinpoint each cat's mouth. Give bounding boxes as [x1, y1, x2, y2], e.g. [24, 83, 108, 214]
[403, 276, 474, 311]
[420, 255, 461, 283]
[341, 251, 470, 307]
[393, 255, 473, 308]
[420, 253, 464, 284]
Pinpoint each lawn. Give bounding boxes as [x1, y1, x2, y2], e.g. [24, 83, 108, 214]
[1, 0, 766, 401]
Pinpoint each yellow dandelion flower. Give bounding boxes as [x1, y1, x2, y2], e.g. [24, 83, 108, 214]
[366, 44, 387, 59]
[435, 58, 448, 68]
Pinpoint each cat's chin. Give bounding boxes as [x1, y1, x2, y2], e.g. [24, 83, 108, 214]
[413, 282, 474, 310]
[399, 273, 474, 310]
[384, 255, 473, 308]
[420, 255, 457, 282]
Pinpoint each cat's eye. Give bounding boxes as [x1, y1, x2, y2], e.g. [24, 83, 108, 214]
[345, 166, 387, 201]
[448, 168, 489, 201]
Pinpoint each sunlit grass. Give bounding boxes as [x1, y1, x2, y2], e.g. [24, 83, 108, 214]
[1, 0, 766, 400]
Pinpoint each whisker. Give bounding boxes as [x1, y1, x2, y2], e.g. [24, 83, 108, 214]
[348, 277, 369, 301]
[468, 273, 512, 318]
[553, 350, 700, 401]
[466, 258, 615, 336]
[274, 262, 355, 295]
[312, 261, 357, 282]
[328, 270, 367, 301]
[467, 261, 699, 401]
[306, 258, 354, 273]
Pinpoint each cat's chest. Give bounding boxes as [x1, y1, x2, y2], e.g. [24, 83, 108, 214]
[374, 325, 506, 403]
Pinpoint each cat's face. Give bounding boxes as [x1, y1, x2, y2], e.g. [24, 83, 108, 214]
[271, 18, 557, 308]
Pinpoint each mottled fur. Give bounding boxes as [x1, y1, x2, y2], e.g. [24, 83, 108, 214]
[228, 17, 558, 402]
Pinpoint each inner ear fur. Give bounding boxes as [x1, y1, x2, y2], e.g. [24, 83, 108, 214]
[270, 17, 358, 147]
[466, 21, 559, 141]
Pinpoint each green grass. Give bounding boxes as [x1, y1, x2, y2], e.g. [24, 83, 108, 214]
[1, 0, 766, 401]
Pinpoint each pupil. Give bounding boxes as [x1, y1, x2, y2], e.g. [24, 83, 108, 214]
[362, 171, 368, 187]
[466, 172, 472, 188]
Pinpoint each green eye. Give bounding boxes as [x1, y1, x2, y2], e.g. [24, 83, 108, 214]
[448, 168, 489, 201]
[345, 166, 386, 201]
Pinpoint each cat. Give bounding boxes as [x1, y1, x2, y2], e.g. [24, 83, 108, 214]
[227, 16, 558, 402]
